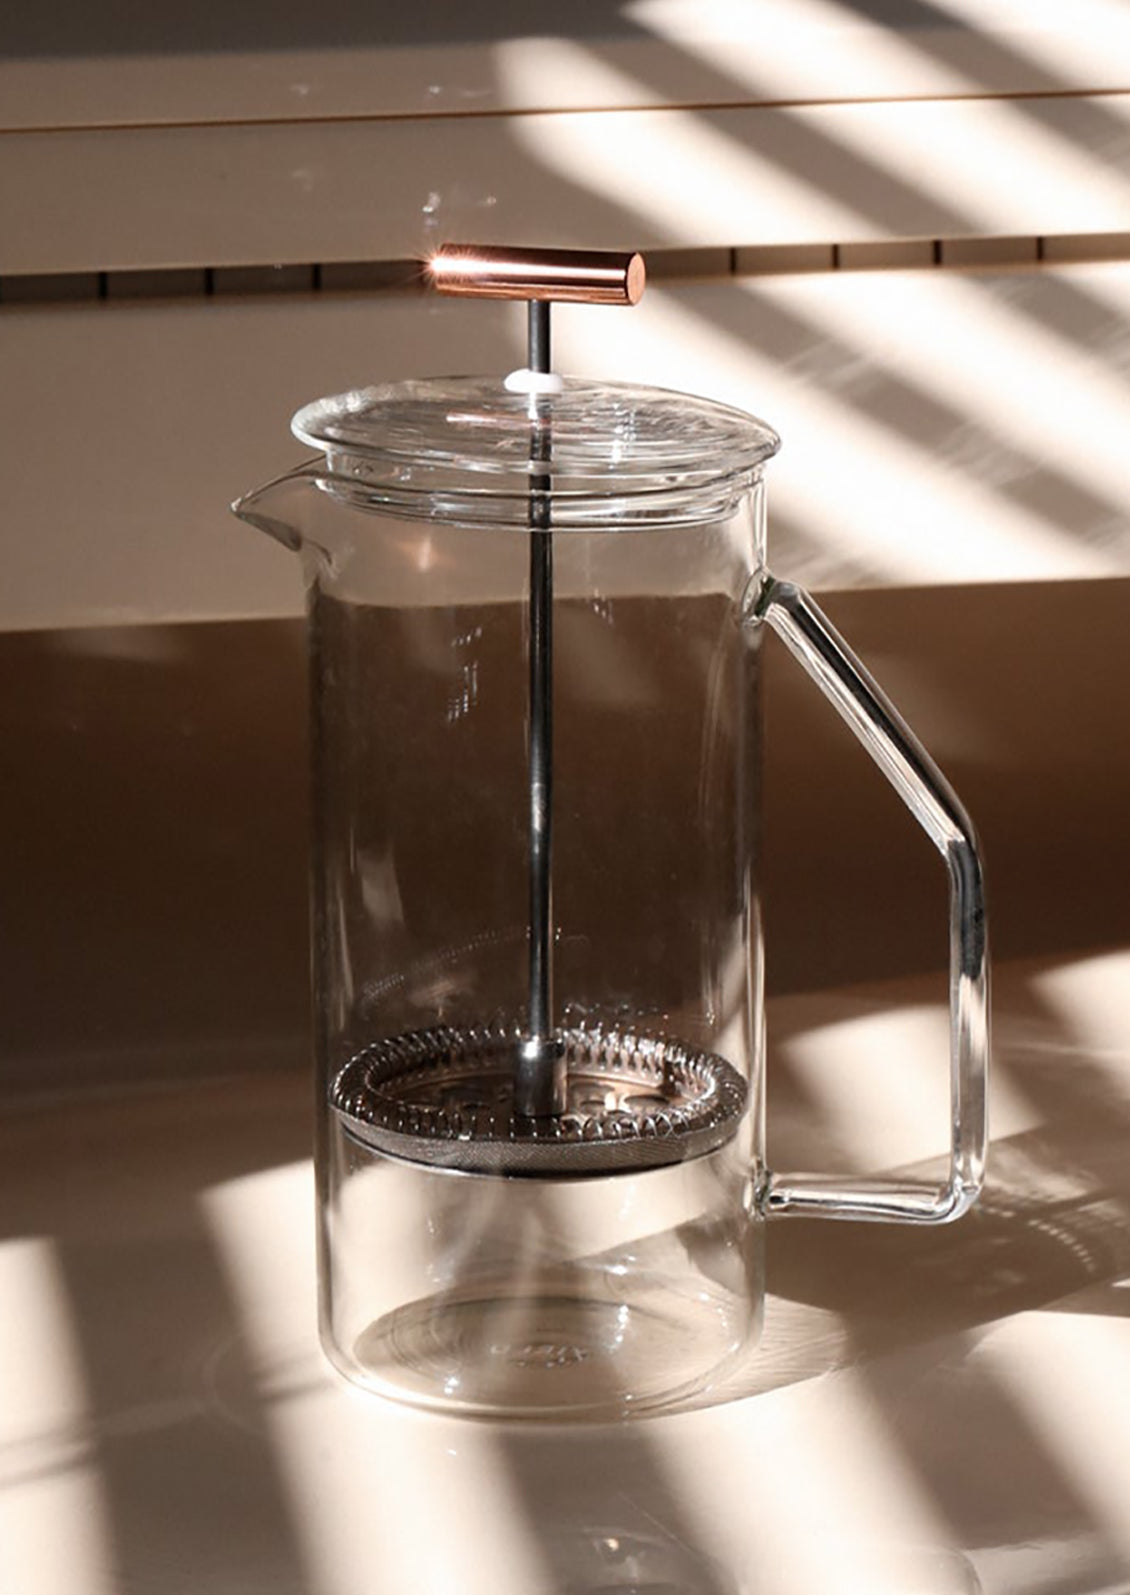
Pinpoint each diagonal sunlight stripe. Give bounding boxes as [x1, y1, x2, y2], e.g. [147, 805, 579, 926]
[867, 0, 1130, 93]
[498, 42, 1127, 583]
[495, 40, 867, 241]
[626, 0, 1130, 105]
[499, 42, 1130, 245]
[1031, 949, 1130, 1077]
[502, 31, 1130, 575]
[763, 264, 1130, 540]
[201, 1164, 550, 1595]
[625, 0, 976, 100]
[982, 1308, 1130, 1564]
[778, 97, 1130, 238]
[664, 1368, 963, 1594]
[556, 285, 1116, 583]
[627, 0, 1130, 213]
[775, 1002, 1040, 1175]
[0, 1237, 117, 1595]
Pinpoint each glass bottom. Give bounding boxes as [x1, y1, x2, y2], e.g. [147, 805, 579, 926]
[321, 1117, 763, 1418]
[342, 1278, 757, 1419]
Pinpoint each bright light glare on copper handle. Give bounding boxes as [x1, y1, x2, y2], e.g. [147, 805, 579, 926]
[429, 244, 646, 305]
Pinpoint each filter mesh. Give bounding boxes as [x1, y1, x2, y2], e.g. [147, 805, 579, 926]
[331, 1024, 748, 1175]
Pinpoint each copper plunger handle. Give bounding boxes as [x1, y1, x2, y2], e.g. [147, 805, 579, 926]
[429, 243, 646, 306]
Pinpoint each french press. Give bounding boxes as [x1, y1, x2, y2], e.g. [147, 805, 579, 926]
[233, 245, 988, 1418]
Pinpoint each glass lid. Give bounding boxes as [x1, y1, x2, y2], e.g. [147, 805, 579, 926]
[291, 376, 780, 528]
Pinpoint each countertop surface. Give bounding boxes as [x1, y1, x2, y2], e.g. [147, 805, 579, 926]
[4, 946, 1130, 1595]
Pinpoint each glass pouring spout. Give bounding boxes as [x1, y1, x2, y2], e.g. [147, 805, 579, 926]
[231, 460, 331, 556]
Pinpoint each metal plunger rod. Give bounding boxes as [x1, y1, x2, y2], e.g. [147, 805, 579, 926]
[428, 244, 647, 1117]
[514, 299, 565, 1118]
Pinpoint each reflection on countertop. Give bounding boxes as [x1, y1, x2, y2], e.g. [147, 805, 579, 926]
[3, 947, 1130, 1594]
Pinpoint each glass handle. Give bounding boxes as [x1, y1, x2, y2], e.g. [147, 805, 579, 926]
[748, 572, 989, 1224]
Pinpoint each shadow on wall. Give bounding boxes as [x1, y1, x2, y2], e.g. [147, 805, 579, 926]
[1, 576, 1127, 1088]
[0, 620, 310, 1090]
[0, 0, 645, 55]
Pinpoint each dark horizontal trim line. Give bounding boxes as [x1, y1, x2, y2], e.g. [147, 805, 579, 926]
[1, 84, 1127, 138]
[2, 235, 1129, 304]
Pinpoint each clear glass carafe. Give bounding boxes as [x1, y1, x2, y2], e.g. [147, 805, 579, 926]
[234, 375, 988, 1418]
